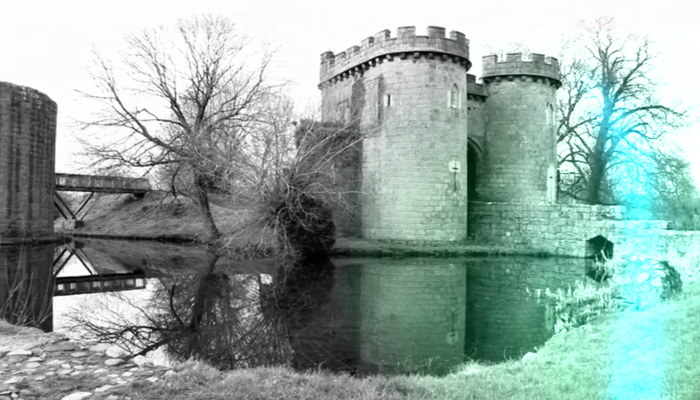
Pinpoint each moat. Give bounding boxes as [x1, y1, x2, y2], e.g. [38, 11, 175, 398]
[1, 239, 599, 376]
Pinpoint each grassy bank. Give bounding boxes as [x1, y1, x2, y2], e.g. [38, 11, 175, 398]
[55, 192, 247, 242]
[56, 191, 542, 257]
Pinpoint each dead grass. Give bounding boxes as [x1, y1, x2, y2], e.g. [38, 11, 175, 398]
[0, 320, 67, 354]
[112, 362, 410, 400]
[57, 192, 537, 258]
[56, 191, 253, 242]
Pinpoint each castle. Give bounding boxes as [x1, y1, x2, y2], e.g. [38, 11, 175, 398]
[318, 26, 561, 242]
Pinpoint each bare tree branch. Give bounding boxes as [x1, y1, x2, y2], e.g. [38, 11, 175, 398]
[557, 16, 693, 211]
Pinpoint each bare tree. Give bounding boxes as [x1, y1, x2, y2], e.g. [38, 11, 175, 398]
[557, 17, 689, 206]
[219, 117, 365, 261]
[79, 15, 278, 241]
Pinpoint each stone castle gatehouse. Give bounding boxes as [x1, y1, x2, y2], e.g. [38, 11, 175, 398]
[318, 26, 561, 242]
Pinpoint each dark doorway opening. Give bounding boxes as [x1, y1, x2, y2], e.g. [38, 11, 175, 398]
[585, 235, 614, 261]
[467, 144, 478, 200]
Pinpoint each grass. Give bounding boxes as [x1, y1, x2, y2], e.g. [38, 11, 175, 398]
[58, 191, 541, 258]
[404, 281, 700, 399]
[115, 362, 410, 400]
[55, 191, 252, 242]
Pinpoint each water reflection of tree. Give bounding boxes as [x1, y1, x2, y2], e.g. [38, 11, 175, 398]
[260, 258, 345, 371]
[68, 254, 339, 371]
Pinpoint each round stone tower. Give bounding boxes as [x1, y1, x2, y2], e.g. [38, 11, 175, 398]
[319, 26, 470, 241]
[0, 82, 57, 243]
[477, 53, 561, 203]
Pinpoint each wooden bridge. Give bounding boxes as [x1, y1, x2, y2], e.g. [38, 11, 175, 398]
[53, 173, 151, 222]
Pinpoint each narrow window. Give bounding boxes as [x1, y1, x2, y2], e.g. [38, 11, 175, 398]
[546, 103, 555, 125]
[450, 84, 459, 108]
[383, 94, 392, 107]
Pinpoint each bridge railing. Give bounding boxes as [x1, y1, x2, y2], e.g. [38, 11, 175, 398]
[55, 173, 151, 193]
[54, 173, 151, 222]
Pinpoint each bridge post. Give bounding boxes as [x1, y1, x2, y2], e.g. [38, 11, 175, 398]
[53, 192, 94, 227]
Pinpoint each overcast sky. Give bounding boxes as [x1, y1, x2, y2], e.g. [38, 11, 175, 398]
[2, 0, 698, 179]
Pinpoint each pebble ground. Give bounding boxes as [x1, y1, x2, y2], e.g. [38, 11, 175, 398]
[0, 339, 172, 400]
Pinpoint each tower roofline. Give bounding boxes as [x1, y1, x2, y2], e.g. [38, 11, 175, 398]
[481, 53, 561, 86]
[319, 26, 470, 87]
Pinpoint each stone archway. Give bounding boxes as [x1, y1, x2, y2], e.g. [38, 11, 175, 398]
[586, 235, 614, 261]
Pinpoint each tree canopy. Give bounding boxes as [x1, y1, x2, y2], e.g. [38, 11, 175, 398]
[80, 15, 366, 252]
[556, 17, 696, 216]
[80, 15, 284, 241]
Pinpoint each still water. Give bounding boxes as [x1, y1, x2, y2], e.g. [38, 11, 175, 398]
[0, 239, 594, 376]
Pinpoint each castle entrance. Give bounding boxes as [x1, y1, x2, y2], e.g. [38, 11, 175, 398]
[467, 142, 480, 200]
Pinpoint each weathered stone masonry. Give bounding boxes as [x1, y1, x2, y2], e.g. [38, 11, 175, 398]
[475, 54, 560, 203]
[319, 27, 560, 243]
[469, 201, 700, 259]
[319, 26, 469, 242]
[0, 82, 57, 243]
[320, 26, 699, 258]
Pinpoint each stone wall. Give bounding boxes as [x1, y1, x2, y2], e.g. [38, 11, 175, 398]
[468, 201, 699, 258]
[466, 74, 486, 152]
[0, 82, 57, 242]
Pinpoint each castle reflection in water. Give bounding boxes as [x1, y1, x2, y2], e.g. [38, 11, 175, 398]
[1, 239, 592, 375]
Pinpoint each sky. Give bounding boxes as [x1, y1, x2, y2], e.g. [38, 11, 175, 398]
[2, 0, 699, 179]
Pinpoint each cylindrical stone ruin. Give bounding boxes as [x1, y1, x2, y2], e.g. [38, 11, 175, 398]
[0, 82, 57, 243]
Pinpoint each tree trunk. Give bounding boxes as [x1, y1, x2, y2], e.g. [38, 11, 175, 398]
[185, 254, 219, 357]
[587, 112, 612, 205]
[194, 174, 220, 242]
[586, 162, 604, 204]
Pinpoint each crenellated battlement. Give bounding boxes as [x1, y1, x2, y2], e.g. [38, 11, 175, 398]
[467, 74, 486, 100]
[481, 53, 560, 86]
[319, 26, 470, 87]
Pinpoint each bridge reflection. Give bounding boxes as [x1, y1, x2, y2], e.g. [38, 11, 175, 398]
[1, 239, 276, 332]
[52, 241, 147, 296]
[1, 239, 156, 331]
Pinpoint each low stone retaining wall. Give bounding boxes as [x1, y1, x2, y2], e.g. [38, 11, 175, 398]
[468, 201, 699, 258]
